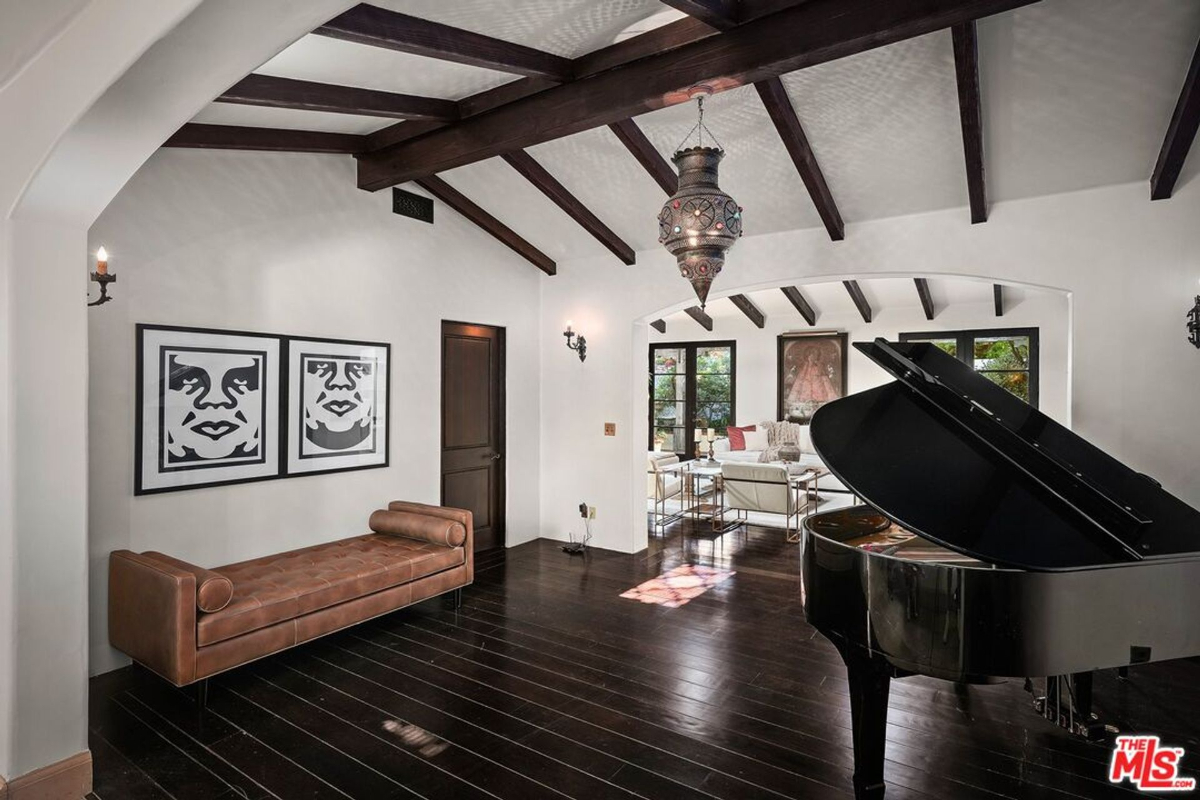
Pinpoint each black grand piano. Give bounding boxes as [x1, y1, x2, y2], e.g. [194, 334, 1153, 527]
[801, 338, 1200, 800]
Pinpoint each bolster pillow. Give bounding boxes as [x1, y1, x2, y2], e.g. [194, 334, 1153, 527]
[142, 551, 234, 613]
[369, 509, 467, 547]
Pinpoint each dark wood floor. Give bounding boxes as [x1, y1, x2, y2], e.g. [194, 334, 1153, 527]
[89, 521, 1200, 800]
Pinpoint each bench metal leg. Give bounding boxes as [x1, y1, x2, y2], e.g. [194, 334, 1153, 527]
[452, 588, 463, 609]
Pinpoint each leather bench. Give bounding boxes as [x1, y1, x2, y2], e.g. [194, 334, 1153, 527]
[108, 500, 473, 687]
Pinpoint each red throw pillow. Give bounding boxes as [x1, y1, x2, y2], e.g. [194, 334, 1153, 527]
[726, 425, 756, 451]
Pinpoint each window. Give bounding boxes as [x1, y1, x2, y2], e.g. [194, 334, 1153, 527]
[650, 342, 736, 457]
[899, 327, 1039, 407]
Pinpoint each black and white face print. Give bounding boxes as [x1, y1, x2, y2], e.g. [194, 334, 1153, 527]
[288, 339, 389, 476]
[137, 326, 282, 494]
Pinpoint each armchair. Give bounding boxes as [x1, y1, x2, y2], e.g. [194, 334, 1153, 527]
[721, 462, 807, 541]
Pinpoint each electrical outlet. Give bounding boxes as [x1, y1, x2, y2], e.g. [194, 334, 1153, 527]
[588, 506, 597, 519]
[604, 422, 616, 436]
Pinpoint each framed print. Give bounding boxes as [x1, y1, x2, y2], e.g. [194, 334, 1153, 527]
[777, 332, 848, 424]
[136, 324, 283, 495]
[285, 336, 390, 477]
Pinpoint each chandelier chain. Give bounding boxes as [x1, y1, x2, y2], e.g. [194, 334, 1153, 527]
[674, 96, 726, 153]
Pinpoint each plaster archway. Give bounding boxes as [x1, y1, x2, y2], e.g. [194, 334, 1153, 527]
[1, 0, 352, 779]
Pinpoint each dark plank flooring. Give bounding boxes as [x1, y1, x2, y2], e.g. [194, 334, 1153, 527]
[89, 521, 1200, 799]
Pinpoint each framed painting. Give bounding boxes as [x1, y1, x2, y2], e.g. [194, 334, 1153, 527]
[285, 336, 390, 477]
[136, 324, 283, 495]
[777, 332, 848, 424]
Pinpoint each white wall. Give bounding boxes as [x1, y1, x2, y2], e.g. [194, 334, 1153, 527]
[86, 148, 542, 676]
[541, 179, 1200, 555]
[649, 289, 1071, 429]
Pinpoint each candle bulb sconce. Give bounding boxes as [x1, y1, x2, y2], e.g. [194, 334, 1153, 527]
[1189, 295, 1200, 349]
[564, 325, 586, 362]
[89, 246, 116, 307]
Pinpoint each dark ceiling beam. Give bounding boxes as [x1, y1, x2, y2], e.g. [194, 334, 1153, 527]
[501, 150, 636, 265]
[914, 278, 935, 320]
[843, 280, 872, 323]
[163, 123, 366, 154]
[994, 284, 1004, 316]
[608, 119, 677, 195]
[780, 285, 816, 325]
[754, 77, 844, 240]
[684, 306, 714, 331]
[650, 319, 667, 333]
[660, 0, 741, 31]
[216, 74, 459, 122]
[315, 4, 573, 81]
[360, 0, 810, 155]
[356, 0, 1038, 190]
[951, 21, 987, 223]
[1150, 36, 1200, 201]
[415, 175, 556, 275]
[729, 294, 766, 328]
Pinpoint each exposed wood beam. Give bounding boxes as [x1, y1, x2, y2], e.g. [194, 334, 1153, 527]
[754, 77, 843, 240]
[780, 286, 816, 325]
[1151, 36, 1200, 201]
[729, 294, 765, 328]
[843, 280, 872, 323]
[608, 119, 677, 196]
[684, 306, 714, 331]
[361, 0, 810, 156]
[951, 22, 987, 223]
[501, 150, 636, 265]
[661, 0, 741, 31]
[163, 123, 366, 154]
[994, 284, 1004, 316]
[415, 175, 556, 275]
[356, 0, 1038, 190]
[650, 319, 667, 333]
[315, 4, 573, 81]
[914, 278, 935, 320]
[216, 74, 459, 122]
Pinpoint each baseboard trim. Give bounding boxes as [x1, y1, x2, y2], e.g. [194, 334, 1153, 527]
[1, 772, 9, 800]
[8, 751, 91, 800]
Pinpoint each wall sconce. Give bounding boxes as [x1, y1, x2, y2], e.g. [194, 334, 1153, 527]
[563, 321, 586, 362]
[88, 246, 116, 307]
[1189, 293, 1200, 349]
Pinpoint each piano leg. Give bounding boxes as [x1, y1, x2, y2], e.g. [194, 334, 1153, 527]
[838, 645, 892, 800]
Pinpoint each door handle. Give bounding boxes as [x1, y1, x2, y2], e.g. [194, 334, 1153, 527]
[490, 453, 503, 461]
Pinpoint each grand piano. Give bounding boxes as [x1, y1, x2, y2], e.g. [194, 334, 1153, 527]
[801, 338, 1200, 800]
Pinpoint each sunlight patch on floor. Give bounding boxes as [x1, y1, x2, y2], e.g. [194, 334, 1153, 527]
[619, 564, 736, 609]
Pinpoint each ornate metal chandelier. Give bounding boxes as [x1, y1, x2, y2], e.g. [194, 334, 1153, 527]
[658, 88, 743, 308]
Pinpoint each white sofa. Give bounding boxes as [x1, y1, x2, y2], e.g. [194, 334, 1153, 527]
[712, 423, 849, 494]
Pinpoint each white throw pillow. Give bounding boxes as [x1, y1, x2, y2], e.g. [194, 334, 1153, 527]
[742, 429, 768, 451]
[797, 425, 815, 454]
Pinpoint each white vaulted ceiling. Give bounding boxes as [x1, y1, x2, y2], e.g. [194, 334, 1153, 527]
[178, 0, 1200, 265]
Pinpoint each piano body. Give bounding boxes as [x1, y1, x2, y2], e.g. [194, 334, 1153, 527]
[801, 339, 1200, 800]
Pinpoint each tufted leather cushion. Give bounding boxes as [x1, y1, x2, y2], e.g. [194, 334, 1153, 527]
[196, 534, 463, 647]
[142, 551, 233, 612]
[369, 509, 466, 547]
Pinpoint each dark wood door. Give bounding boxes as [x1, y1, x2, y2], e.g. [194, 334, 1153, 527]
[441, 321, 505, 551]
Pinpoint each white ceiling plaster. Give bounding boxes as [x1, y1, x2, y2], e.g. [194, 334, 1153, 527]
[179, 0, 1200, 267]
[192, 103, 392, 134]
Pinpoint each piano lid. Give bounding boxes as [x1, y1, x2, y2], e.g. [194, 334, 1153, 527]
[809, 339, 1200, 571]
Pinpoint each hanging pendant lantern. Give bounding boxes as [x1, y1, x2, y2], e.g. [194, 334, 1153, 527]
[658, 89, 743, 308]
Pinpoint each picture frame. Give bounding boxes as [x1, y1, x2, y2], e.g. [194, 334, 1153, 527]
[285, 336, 390, 477]
[777, 331, 848, 424]
[135, 324, 283, 495]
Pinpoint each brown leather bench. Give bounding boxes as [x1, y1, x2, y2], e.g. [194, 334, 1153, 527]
[108, 501, 473, 688]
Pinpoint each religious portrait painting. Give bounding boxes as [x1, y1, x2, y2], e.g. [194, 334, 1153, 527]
[285, 337, 390, 477]
[777, 332, 848, 424]
[136, 325, 282, 494]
